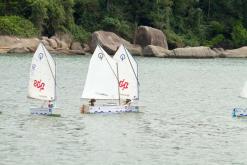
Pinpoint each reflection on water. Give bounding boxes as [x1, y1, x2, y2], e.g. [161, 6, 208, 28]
[1, 55, 247, 164]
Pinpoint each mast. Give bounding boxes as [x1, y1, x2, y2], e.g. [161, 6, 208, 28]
[54, 47, 57, 105]
[116, 62, 120, 105]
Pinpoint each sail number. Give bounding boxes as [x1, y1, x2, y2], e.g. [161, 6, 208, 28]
[33, 80, 45, 91]
[119, 79, 128, 90]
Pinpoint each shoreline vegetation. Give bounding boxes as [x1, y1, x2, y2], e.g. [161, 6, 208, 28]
[0, 1, 246, 58]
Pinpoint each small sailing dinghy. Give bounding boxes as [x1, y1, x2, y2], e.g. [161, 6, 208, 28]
[233, 82, 247, 117]
[27, 43, 60, 116]
[80, 44, 140, 113]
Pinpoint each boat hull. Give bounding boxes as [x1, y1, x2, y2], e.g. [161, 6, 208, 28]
[81, 105, 139, 114]
[232, 108, 247, 117]
[30, 107, 53, 115]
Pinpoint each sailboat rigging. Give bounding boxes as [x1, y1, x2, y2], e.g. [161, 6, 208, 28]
[80, 44, 140, 113]
[28, 43, 59, 115]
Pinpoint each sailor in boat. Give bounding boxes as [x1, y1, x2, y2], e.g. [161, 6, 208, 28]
[80, 99, 96, 113]
[48, 100, 53, 108]
[123, 99, 131, 106]
[40, 100, 53, 108]
[89, 99, 96, 106]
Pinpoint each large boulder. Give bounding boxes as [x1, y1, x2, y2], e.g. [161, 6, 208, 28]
[126, 44, 142, 56]
[0, 36, 19, 47]
[0, 36, 39, 53]
[222, 47, 247, 58]
[7, 47, 30, 53]
[41, 36, 48, 41]
[50, 36, 69, 49]
[134, 26, 168, 49]
[46, 38, 58, 49]
[41, 40, 54, 51]
[90, 31, 130, 55]
[143, 45, 171, 57]
[53, 32, 73, 48]
[83, 43, 90, 53]
[212, 48, 225, 57]
[171, 46, 217, 58]
[71, 42, 83, 51]
[54, 40, 69, 49]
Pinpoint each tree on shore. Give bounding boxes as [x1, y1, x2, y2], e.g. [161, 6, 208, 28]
[0, 0, 246, 48]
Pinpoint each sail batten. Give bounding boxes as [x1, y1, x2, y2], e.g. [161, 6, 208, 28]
[27, 43, 56, 101]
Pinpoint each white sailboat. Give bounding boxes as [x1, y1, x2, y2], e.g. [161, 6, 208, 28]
[233, 82, 247, 117]
[27, 43, 58, 115]
[80, 44, 139, 113]
[113, 44, 139, 101]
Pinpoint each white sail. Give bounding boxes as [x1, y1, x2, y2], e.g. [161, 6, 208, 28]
[81, 45, 119, 100]
[240, 81, 247, 98]
[113, 44, 139, 100]
[28, 43, 56, 101]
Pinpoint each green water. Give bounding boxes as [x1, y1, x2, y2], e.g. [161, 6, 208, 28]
[1, 54, 247, 164]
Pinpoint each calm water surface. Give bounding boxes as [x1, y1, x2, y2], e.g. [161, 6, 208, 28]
[0, 54, 247, 165]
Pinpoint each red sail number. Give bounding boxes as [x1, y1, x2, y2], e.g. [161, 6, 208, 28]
[119, 79, 129, 90]
[33, 80, 45, 91]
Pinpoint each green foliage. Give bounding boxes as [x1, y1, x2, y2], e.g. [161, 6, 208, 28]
[101, 16, 132, 40]
[208, 21, 225, 34]
[165, 29, 185, 48]
[0, 16, 38, 37]
[69, 24, 90, 43]
[204, 34, 225, 47]
[231, 22, 247, 47]
[101, 16, 121, 31]
[26, 0, 49, 33]
[73, 0, 102, 32]
[0, 0, 247, 48]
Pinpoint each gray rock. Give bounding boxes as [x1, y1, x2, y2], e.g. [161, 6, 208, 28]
[71, 42, 83, 51]
[7, 47, 30, 53]
[90, 31, 131, 55]
[41, 36, 48, 41]
[143, 45, 170, 57]
[171, 46, 217, 58]
[126, 44, 142, 56]
[83, 43, 90, 53]
[212, 48, 225, 57]
[54, 33, 73, 48]
[222, 46, 247, 58]
[47, 38, 58, 49]
[134, 26, 168, 49]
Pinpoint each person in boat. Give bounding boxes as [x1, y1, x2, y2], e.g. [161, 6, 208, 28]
[80, 99, 95, 113]
[124, 99, 131, 106]
[89, 99, 96, 106]
[48, 100, 53, 108]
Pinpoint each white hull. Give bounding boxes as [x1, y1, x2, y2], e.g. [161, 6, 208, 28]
[232, 108, 247, 117]
[30, 107, 53, 115]
[81, 105, 139, 114]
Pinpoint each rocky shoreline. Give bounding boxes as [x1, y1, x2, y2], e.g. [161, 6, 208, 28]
[0, 26, 246, 58]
